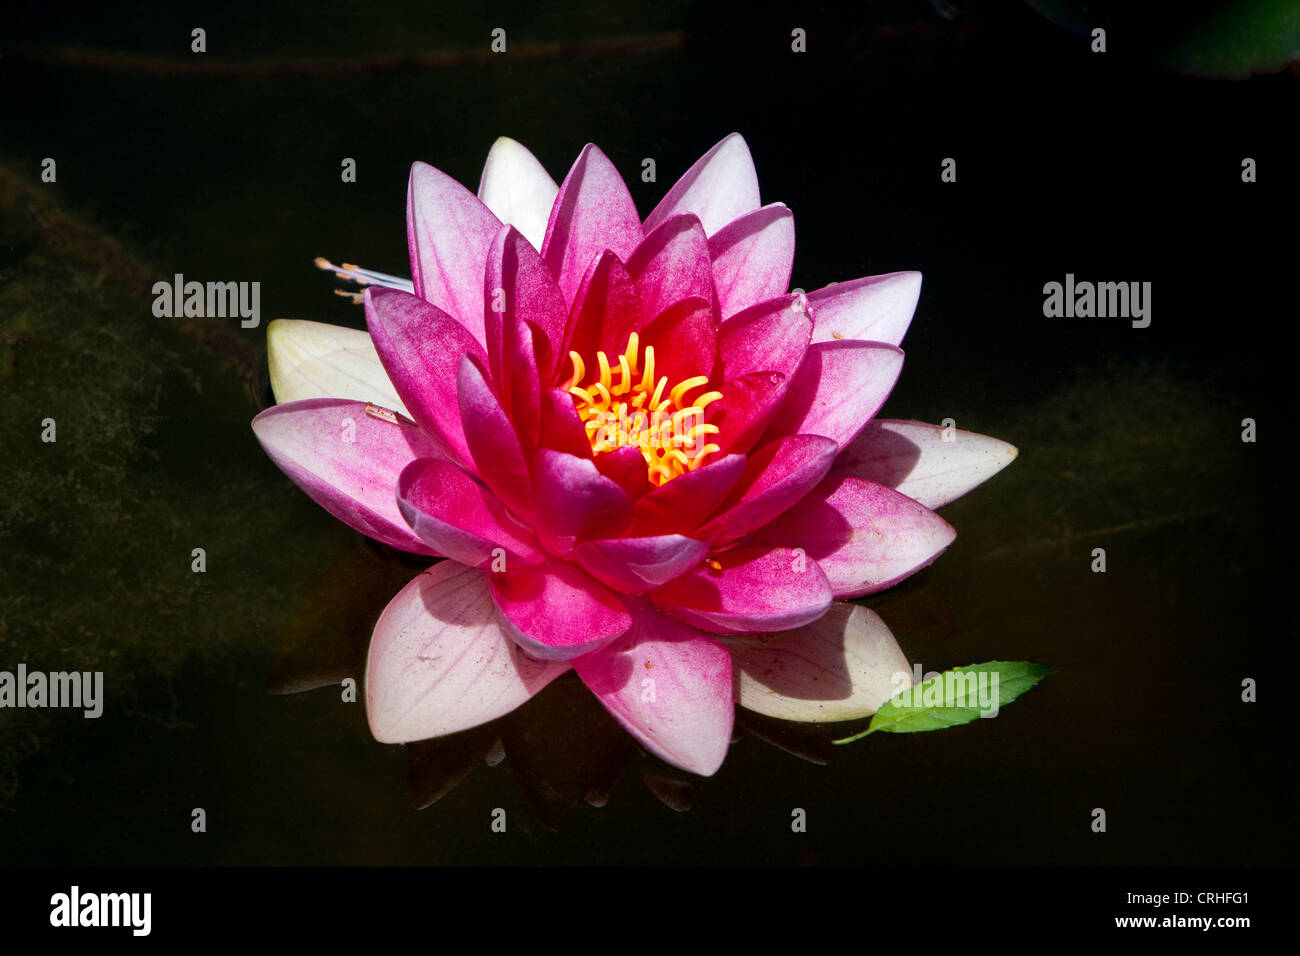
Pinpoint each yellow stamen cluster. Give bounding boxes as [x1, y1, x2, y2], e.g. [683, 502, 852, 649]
[564, 332, 722, 486]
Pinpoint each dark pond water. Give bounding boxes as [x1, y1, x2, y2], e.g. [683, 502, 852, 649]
[1, 0, 1294, 865]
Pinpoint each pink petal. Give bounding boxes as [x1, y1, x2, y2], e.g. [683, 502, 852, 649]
[747, 475, 955, 598]
[644, 132, 761, 237]
[396, 458, 544, 567]
[363, 287, 482, 468]
[717, 293, 811, 382]
[457, 355, 534, 520]
[650, 546, 832, 634]
[626, 214, 715, 323]
[733, 603, 911, 721]
[830, 419, 1019, 509]
[762, 341, 904, 449]
[406, 161, 501, 346]
[366, 561, 569, 742]
[489, 559, 633, 661]
[573, 534, 709, 593]
[807, 271, 923, 347]
[251, 398, 441, 555]
[531, 449, 633, 555]
[709, 204, 794, 319]
[697, 434, 838, 546]
[561, 250, 642, 373]
[539, 387, 595, 459]
[630, 453, 746, 536]
[593, 445, 652, 500]
[542, 144, 642, 309]
[639, 296, 718, 385]
[485, 223, 567, 387]
[476, 137, 558, 252]
[574, 603, 733, 776]
[708, 371, 789, 456]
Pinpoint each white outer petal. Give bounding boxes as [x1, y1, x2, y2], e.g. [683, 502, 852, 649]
[832, 419, 1019, 509]
[733, 604, 912, 722]
[366, 561, 570, 743]
[267, 318, 410, 417]
[477, 137, 560, 252]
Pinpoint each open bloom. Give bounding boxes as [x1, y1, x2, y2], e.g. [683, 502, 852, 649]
[252, 134, 1016, 776]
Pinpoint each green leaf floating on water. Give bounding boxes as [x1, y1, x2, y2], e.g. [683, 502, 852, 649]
[833, 661, 1053, 744]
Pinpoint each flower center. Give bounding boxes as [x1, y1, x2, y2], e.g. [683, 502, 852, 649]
[563, 332, 722, 486]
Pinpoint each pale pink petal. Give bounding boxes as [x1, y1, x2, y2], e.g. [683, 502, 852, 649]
[476, 137, 559, 252]
[733, 603, 912, 721]
[252, 398, 441, 555]
[366, 561, 569, 742]
[807, 271, 922, 347]
[762, 341, 903, 449]
[489, 560, 633, 661]
[396, 458, 544, 567]
[697, 434, 837, 545]
[406, 161, 501, 345]
[266, 319, 408, 416]
[651, 546, 832, 634]
[709, 204, 794, 319]
[830, 419, 1019, 509]
[574, 603, 733, 776]
[574, 534, 709, 593]
[363, 287, 482, 468]
[542, 144, 642, 309]
[748, 475, 956, 598]
[644, 133, 761, 237]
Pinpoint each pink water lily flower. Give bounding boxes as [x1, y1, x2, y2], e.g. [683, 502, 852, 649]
[252, 134, 1017, 776]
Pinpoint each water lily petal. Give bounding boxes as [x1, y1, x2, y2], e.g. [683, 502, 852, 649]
[651, 546, 832, 634]
[707, 370, 789, 456]
[709, 204, 794, 319]
[627, 214, 715, 323]
[592, 445, 652, 500]
[476, 137, 559, 252]
[363, 287, 482, 468]
[733, 603, 911, 721]
[489, 559, 633, 661]
[396, 458, 544, 567]
[539, 387, 595, 459]
[575, 604, 733, 776]
[630, 453, 746, 536]
[574, 534, 709, 593]
[457, 354, 534, 520]
[830, 419, 1019, 509]
[639, 296, 718, 385]
[485, 223, 567, 387]
[561, 250, 643, 372]
[531, 449, 633, 555]
[251, 398, 441, 555]
[717, 293, 811, 382]
[748, 474, 955, 598]
[406, 160, 501, 346]
[266, 319, 409, 416]
[763, 340, 904, 449]
[542, 144, 642, 309]
[807, 271, 923, 348]
[697, 434, 837, 545]
[366, 561, 569, 742]
[645, 132, 761, 237]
